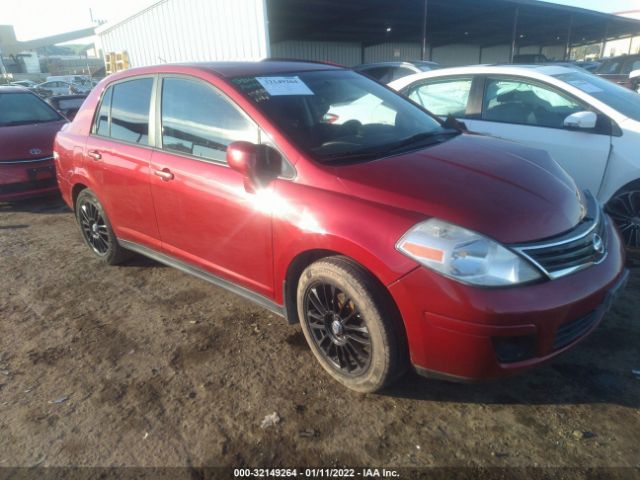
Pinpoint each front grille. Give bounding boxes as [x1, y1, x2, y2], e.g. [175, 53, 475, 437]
[0, 178, 57, 195]
[513, 192, 607, 279]
[553, 310, 598, 350]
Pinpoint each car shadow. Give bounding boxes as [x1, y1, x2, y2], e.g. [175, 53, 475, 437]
[0, 194, 70, 214]
[384, 359, 639, 408]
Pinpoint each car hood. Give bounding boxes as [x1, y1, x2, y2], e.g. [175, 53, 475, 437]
[0, 120, 67, 162]
[333, 134, 584, 244]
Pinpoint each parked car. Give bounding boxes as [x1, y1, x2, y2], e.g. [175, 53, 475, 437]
[9, 80, 38, 88]
[0, 86, 67, 201]
[513, 54, 549, 64]
[575, 60, 601, 73]
[390, 65, 640, 249]
[35, 80, 79, 97]
[353, 61, 441, 84]
[46, 94, 88, 121]
[54, 62, 626, 392]
[595, 54, 640, 90]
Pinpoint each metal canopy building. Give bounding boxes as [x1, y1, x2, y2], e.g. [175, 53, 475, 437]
[96, 0, 640, 68]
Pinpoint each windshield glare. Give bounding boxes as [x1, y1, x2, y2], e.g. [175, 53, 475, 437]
[553, 71, 640, 122]
[0, 92, 63, 127]
[232, 70, 448, 162]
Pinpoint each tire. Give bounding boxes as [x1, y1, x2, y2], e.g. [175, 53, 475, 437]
[296, 256, 407, 393]
[605, 181, 640, 251]
[75, 189, 131, 265]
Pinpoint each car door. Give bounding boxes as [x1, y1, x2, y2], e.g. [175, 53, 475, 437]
[149, 75, 274, 297]
[84, 76, 161, 249]
[462, 76, 611, 196]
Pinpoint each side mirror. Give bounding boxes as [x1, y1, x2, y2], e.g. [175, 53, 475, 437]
[629, 69, 640, 81]
[226, 141, 282, 192]
[564, 111, 597, 130]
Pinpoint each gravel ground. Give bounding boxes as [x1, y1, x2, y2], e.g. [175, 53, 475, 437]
[0, 195, 639, 473]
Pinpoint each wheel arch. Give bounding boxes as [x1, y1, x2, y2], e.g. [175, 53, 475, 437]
[71, 182, 89, 210]
[282, 250, 409, 357]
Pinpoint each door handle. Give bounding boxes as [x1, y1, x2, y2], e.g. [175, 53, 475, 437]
[87, 150, 101, 160]
[154, 168, 174, 181]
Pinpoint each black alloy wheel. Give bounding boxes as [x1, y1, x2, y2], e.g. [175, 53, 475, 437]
[607, 188, 640, 249]
[303, 281, 372, 375]
[78, 199, 110, 255]
[75, 189, 131, 265]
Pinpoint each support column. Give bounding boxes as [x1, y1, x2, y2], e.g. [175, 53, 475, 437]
[564, 14, 574, 61]
[601, 22, 609, 58]
[509, 7, 519, 63]
[421, 0, 429, 61]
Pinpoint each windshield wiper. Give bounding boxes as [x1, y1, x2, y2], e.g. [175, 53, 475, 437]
[387, 129, 460, 153]
[1, 119, 52, 127]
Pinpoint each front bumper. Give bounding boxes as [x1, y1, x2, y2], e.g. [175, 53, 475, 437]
[0, 158, 58, 201]
[388, 218, 627, 380]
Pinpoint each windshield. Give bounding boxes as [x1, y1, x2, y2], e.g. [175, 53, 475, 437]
[553, 71, 640, 122]
[231, 69, 452, 163]
[0, 92, 63, 127]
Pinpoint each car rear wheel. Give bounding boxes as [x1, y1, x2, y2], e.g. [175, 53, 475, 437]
[75, 189, 131, 265]
[606, 182, 640, 250]
[297, 257, 406, 393]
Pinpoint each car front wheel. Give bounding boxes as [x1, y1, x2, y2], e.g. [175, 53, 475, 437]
[296, 257, 406, 393]
[606, 182, 640, 250]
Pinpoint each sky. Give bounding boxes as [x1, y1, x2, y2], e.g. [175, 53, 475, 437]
[2, 0, 640, 42]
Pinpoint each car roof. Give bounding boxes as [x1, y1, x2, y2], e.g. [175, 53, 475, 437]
[115, 61, 342, 80]
[355, 61, 434, 69]
[394, 64, 576, 83]
[0, 85, 32, 93]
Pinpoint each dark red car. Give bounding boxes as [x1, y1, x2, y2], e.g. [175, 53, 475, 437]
[0, 86, 67, 201]
[595, 54, 640, 90]
[54, 62, 627, 392]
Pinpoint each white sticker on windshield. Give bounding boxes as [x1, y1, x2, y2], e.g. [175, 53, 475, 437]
[567, 80, 603, 94]
[256, 76, 314, 96]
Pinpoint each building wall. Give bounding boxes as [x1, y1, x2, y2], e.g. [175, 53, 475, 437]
[271, 41, 361, 66]
[363, 42, 422, 63]
[432, 44, 481, 66]
[479, 45, 511, 64]
[96, 0, 269, 67]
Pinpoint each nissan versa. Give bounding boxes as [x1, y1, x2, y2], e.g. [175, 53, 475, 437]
[54, 61, 628, 393]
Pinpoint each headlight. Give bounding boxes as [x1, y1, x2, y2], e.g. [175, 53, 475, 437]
[396, 219, 542, 287]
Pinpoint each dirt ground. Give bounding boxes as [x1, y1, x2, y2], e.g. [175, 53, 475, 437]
[0, 195, 639, 473]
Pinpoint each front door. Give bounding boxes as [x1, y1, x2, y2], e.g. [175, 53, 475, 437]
[149, 76, 274, 297]
[463, 76, 611, 196]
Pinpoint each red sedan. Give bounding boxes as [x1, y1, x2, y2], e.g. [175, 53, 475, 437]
[0, 86, 67, 201]
[54, 62, 627, 392]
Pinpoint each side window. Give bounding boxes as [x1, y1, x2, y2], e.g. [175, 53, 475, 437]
[622, 59, 640, 75]
[110, 78, 153, 145]
[160, 77, 259, 162]
[482, 78, 585, 128]
[597, 60, 623, 75]
[93, 86, 113, 136]
[361, 67, 392, 83]
[391, 67, 417, 82]
[408, 78, 473, 117]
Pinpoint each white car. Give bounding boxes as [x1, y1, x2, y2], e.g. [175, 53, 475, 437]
[390, 65, 640, 248]
[35, 80, 78, 96]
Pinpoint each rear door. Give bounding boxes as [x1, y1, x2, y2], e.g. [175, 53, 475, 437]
[149, 75, 275, 297]
[463, 76, 611, 195]
[84, 76, 161, 249]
